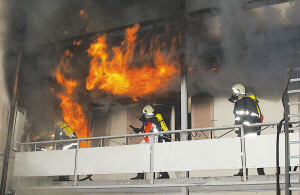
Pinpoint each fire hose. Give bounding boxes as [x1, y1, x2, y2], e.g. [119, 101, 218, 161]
[79, 175, 93, 181]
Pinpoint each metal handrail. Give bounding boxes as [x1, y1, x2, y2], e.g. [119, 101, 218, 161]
[15, 119, 300, 187]
[17, 120, 293, 147]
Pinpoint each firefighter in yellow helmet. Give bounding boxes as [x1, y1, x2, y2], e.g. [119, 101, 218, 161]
[130, 105, 170, 179]
[228, 84, 265, 176]
[54, 121, 77, 181]
[55, 121, 76, 140]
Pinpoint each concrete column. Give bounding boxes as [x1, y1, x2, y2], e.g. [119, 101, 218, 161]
[181, 71, 188, 141]
[171, 106, 175, 141]
[180, 0, 189, 184]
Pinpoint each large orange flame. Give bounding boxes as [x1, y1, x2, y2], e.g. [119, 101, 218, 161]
[86, 23, 180, 101]
[54, 50, 89, 147]
[52, 23, 180, 146]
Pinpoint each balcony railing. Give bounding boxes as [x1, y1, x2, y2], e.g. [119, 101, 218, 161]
[14, 120, 300, 187]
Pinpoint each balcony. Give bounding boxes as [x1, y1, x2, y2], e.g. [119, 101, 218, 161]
[13, 121, 300, 194]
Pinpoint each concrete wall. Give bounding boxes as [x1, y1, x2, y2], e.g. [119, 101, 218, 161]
[191, 93, 214, 140]
[0, 1, 28, 193]
[109, 106, 128, 146]
[0, 1, 13, 193]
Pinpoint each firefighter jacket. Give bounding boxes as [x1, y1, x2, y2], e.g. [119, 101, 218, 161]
[142, 117, 163, 143]
[233, 97, 260, 135]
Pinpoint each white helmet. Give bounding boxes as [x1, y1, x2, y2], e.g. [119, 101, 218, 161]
[55, 121, 63, 128]
[232, 84, 246, 96]
[143, 105, 154, 118]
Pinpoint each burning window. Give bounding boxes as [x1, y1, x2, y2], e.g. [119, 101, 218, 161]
[52, 23, 181, 145]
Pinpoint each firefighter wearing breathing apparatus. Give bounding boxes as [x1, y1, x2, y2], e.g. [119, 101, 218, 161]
[130, 105, 170, 179]
[53, 121, 78, 181]
[55, 121, 77, 140]
[54, 121, 93, 182]
[228, 84, 265, 176]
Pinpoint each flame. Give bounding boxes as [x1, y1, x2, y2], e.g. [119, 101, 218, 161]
[54, 50, 90, 147]
[86, 23, 180, 101]
[79, 9, 88, 19]
[73, 40, 81, 46]
[52, 23, 180, 146]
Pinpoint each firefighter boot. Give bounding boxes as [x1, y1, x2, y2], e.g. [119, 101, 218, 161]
[257, 168, 265, 175]
[55, 176, 70, 181]
[157, 172, 169, 179]
[293, 166, 298, 171]
[234, 169, 248, 176]
[131, 173, 145, 180]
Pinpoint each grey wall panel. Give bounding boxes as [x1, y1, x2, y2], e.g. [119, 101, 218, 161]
[153, 137, 242, 172]
[77, 144, 150, 175]
[14, 149, 76, 177]
[246, 133, 299, 168]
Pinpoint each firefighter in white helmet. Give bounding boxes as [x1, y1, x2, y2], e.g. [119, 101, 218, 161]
[130, 105, 170, 179]
[229, 84, 265, 176]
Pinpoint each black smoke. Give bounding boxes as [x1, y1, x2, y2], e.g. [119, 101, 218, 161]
[8, 0, 300, 136]
[185, 1, 300, 100]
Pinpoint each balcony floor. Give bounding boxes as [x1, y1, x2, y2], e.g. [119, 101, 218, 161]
[14, 174, 299, 194]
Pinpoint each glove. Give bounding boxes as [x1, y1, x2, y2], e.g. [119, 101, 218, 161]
[133, 128, 142, 133]
[129, 125, 143, 133]
[256, 117, 262, 123]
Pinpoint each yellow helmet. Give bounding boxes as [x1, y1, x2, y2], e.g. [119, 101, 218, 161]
[232, 84, 246, 96]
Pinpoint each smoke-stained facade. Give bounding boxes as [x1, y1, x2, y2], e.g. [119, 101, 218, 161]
[1, 0, 300, 194]
[0, 0, 27, 194]
[6, 0, 298, 140]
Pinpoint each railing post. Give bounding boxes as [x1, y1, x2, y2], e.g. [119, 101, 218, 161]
[241, 125, 247, 182]
[125, 137, 128, 145]
[182, 186, 189, 195]
[150, 134, 155, 185]
[100, 139, 103, 147]
[74, 140, 80, 186]
[20, 144, 24, 152]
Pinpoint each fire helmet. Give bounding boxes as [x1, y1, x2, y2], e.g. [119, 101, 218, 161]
[143, 105, 154, 118]
[55, 121, 63, 128]
[232, 84, 246, 96]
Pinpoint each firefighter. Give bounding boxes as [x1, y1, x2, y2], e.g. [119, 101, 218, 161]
[55, 121, 77, 140]
[228, 84, 265, 176]
[54, 121, 77, 181]
[130, 105, 170, 179]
